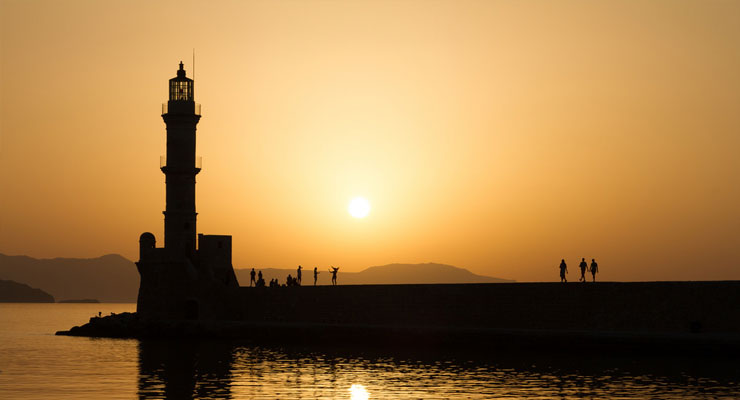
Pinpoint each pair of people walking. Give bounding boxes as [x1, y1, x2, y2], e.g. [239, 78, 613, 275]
[560, 258, 598, 282]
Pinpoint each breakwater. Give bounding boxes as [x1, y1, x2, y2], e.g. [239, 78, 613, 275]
[237, 281, 740, 335]
[58, 281, 740, 353]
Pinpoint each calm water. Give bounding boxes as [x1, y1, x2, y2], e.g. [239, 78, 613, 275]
[1, 304, 739, 399]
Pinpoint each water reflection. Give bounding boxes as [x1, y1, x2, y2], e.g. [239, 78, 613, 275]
[136, 341, 740, 399]
[137, 340, 234, 399]
[349, 384, 370, 400]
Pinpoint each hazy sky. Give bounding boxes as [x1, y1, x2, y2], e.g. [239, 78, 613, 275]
[1, 0, 739, 282]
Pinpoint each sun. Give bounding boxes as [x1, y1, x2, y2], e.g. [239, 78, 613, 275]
[348, 197, 371, 218]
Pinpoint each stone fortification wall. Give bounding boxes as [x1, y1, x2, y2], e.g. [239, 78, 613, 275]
[236, 281, 740, 335]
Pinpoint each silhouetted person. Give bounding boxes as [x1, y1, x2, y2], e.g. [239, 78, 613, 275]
[250, 268, 256, 287]
[313, 267, 319, 286]
[258, 270, 263, 284]
[559, 259, 568, 283]
[98, 311, 101, 317]
[579, 258, 587, 282]
[329, 266, 339, 285]
[286, 274, 293, 286]
[297, 265, 302, 285]
[590, 259, 598, 282]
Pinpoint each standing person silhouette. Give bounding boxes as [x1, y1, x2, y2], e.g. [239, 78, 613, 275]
[313, 267, 319, 286]
[590, 259, 599, 282]
[250, 268, 256, 287]
[297, 265, 302, 285]
[559, 259, 568, 283]
[579, 258, 588, 282]
[258, 270, 263, 284]
[329, 266, 339, 286]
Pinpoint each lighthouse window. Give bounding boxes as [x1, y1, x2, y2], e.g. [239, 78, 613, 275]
[170, 80, 193, 101]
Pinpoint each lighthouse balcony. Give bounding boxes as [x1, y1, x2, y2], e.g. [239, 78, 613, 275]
[162, 102, 201, 116]
[160, 156, 202, 173]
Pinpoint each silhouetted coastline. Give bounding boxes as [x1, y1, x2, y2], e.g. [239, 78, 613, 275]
[0, 253, 510, 302]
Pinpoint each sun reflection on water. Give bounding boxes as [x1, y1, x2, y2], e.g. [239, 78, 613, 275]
[349, 383, 370, 400]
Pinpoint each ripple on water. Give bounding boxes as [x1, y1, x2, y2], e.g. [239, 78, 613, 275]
[2, 304, 740, 399]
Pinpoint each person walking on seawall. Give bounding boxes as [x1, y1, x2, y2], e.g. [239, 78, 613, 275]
[590, 259, 599, 282]
[313, 267, 319, 286]
[297, 265, 302, 285]
[250, 268, 256, 287]
[579, 258, 588, 282]
[559, 259, 568, 283]
[329, 266, 339, 286]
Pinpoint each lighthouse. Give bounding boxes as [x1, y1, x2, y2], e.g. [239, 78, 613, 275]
[161, 61, 200, 258]
[135, 62, 238, 321]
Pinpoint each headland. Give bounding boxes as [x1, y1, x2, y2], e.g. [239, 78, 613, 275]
[0, 279, 55, 303]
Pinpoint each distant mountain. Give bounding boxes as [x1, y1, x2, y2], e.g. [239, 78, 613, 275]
[0, 254, 138, 302]
[0, 279, 55, 302]
[0, 253, 512, 302]
[235, 263, 513, 286]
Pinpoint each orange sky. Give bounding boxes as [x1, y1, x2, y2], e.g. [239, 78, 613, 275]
[1, 0, 739, 282]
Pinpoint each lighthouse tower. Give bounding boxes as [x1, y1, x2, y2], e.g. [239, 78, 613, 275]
[135, 62, 238, 321]
[162, 61, 200, 258]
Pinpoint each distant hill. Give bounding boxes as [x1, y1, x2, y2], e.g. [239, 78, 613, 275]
[0, 279, 55, 302]
[0, 254, 138, 302]
[235, 263, 513, 286]
[0, 254, 512, 301]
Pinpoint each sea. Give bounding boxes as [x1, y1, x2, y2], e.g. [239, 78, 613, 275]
[1, 303, 739, 399]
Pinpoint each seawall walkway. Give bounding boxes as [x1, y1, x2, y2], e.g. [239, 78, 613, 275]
[238, 281, 740, 335]
[59, 281, 740, 354]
